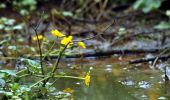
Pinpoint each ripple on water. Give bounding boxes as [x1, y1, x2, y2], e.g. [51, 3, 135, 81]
[121, 80, 135, 86]
[158, 97, 166, 100]
[105, 64, 112, 72]
[138, 81, 150, 89]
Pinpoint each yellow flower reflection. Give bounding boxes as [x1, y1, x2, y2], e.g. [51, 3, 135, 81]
[63, 88, 74, 93]
[32, 35, 46, 41]
[51, 29, 65, 37]
[61, 36, 73, 45]
[78, 41, 86, 48]
[84, 71, 91, 87]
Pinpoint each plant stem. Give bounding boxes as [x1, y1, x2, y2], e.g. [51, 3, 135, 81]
[54, 75, 84, 80]
[30, 75, 84, 89]
[33, 29, 45, 76]
[19, 74, 30, 78]
[43, 41, 56, 59]
[43, 42, 70, 86]
[32, 21, 46, 86]
[16, 69, 27, 75]
[19, 74, 46, 78]
[48, 75, 84, 89]
[52, 42, 70, 73]
[30, 76, 50, 89]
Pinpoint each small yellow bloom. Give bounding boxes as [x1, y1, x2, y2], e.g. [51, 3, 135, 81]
[78, 41, 86, 48]
[61, 36, 73, 45]
[51, 29, 65, 37]
[84, 71, 91, 87]
[63, 88, 74, 93]
[32, 35, 46, 41]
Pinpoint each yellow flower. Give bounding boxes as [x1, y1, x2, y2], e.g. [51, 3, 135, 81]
[78, 41, 86, 48]
[63, 88, 74, 93]
[32, 35, 46, 41]
[61, 36, 73, 45]
[84, 71, 91, 87]
[51, 29, 65, 37]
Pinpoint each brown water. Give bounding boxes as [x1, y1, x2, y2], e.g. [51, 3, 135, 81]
[52, 57, 170, 100]
[1, 55, 169, 100]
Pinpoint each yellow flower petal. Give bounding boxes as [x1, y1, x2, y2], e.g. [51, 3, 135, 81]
[61, 36, 73, 45]
[84, 71, 91, 87]
[51, 29, 65, 37]
[63, 88, 74, 93]
[78, 41, 86, 48]
[32, 35, 45, 41]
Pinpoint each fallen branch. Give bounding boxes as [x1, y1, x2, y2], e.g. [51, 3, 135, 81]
[129, 54, 170, 64]
[57, 49, 160, 58]
[25, 48, 161, 59]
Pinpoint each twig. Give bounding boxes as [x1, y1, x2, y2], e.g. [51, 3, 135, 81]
[32, 23, 45, 76]
[152, 47, 170, 67]
[96, 0, 108, 20]
[73, 20, 115, 42]
[32, 11, 46, 86]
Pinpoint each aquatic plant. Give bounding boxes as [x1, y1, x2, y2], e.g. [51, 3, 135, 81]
[0, 29, 91, 99]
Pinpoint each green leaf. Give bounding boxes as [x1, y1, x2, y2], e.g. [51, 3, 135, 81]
[5, 26, 13, 32]
[133, 0, 161, 13]
[8, 45, 17, 51]
[10, 83, 19, 91]
[0, 70, 16, 76]
[0, 24, 4, 30]
[154, 21, 170, 29]
[62, 11, 73, 17]
[6, 19, 15, 25]
[40, 87, 47, 94]
[23, 58, 40, 68]
[133, 0, 144, 10]
[0, 73, 6, 79]
[20, 9, 29, 16]
[22, 58, 41, 74]
[166, 10, 170, 17]
[13, 23, 24, 30]
[20, 85, 31, 92]
[13, 0, 37, 11]
[48, 87, 56, 92]
[0, 79, 5, 87]
[0, 3, 6, 8]
[0, 91, 13, 96]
